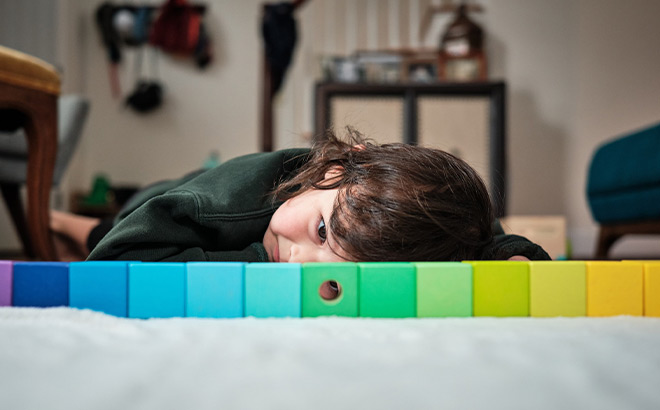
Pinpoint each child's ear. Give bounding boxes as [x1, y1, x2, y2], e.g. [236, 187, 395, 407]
[352, 144, 366, 151]
[508, 255, 530, 261]
[323, 166, 344, 183]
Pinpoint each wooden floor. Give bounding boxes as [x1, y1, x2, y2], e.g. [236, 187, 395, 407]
[0, 250, 31, 261]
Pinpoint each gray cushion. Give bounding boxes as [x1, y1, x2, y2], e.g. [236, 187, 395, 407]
[0, 94, 89, 184]
[0, 129, 25, 158]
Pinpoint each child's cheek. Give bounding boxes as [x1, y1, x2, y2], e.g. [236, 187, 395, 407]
[269, 201, 292, 236]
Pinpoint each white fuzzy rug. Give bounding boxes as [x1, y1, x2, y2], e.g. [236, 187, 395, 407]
[1, 307, 659, 410]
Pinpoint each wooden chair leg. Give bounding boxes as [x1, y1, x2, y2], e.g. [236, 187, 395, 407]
[0, 183, 36, 258]
[0, 46, 60, 261]
[595, 226, 622, 260]
[23, 96, 58, 261]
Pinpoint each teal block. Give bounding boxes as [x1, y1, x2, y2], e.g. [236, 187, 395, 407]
[245, 263, 301, 318]
[358, 263, 416, 318]
[69, 261, 129, 317]
[301, 263, 358, 317]
[129, 263, 186, 318]
[414, 262, 473, 317]
[186, 262, 245, 318]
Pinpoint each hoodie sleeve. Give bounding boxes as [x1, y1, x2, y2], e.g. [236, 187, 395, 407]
[86, 189, 273, 262]
[87, 148, 309, 262]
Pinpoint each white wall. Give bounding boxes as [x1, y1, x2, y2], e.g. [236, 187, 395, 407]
[570, 0, 660, 257]
[1, 0, 660, 258]
[67, 0, 264, 189]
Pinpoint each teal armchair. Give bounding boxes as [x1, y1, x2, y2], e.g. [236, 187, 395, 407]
[587, 122, 660, 259]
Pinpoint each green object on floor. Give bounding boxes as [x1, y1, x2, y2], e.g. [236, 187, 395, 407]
[84, 174, 111, 205]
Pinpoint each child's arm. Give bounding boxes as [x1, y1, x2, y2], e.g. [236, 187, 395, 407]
[484, 219, 551, 261]
[483, 232, 551, 261]
[87, 148, 310, 262]
[86, 190, 272, 262]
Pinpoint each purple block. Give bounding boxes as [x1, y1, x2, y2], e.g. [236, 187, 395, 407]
[0, 261, 11, 306]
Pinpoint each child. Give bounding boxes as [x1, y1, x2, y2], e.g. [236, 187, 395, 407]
[51, 128, 550, 262]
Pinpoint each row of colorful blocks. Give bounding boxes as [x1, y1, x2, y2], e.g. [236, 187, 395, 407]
[0, 260, 659, 318]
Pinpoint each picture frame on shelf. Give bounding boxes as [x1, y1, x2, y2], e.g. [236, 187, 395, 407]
[353, 50, 403, 83]
[403, 54, 439, 83]
[321, 56, 361, 83]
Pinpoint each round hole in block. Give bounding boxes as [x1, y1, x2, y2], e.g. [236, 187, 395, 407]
[319, 280, 342, 301]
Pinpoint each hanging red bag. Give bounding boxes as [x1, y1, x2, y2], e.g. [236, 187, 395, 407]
[148, 0, 203, 56]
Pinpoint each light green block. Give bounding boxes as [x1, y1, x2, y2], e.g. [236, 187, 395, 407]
[529, 261, 586, 317]
[302, 263, 358, 317]
[358, 262, 416, 318]
[414, 262, 472, 317]
[469, 261, 529, 317]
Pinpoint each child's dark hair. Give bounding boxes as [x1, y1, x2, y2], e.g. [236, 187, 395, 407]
[274, 128, 494, 262]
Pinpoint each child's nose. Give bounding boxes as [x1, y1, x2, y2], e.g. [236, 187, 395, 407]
[288, 243, 313, 263]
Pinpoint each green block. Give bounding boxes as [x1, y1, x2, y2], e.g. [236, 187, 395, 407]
[414, 262, 473, 317]
[358, 262, 416, 318]
[301, 263, 358, 317]
[469, 261, 529, 317]
[529, 261, 586, 317]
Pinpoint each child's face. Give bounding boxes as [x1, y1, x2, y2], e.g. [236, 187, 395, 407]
[263, 183, 349, 263]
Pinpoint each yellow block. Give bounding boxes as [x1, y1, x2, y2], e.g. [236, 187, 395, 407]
[586, 262, 643, 317]
[469, 261, 529, 317]
[643, 263, 660, 317]
[529, 261, 586, 317]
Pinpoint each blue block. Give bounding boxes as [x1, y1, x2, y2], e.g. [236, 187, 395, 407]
[245, 263, 301, 318]
[69, 261, 129, 317]
[186, 262, 245, 318]
[129, 263, 186, 318]
[12, 262, 69, 307]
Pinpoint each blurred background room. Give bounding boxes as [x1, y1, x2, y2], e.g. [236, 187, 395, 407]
[1, 0, 660, 260]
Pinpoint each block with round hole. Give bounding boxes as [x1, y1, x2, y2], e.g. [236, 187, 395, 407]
[302, 263, 358, 317]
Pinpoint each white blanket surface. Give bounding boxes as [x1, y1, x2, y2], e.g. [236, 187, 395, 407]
[1, 307, 659, 410]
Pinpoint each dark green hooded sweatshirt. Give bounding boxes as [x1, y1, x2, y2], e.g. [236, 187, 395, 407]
[87, 149, 550, 262]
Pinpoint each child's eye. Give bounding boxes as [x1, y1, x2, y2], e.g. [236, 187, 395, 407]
[317, 217, 327, 243]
